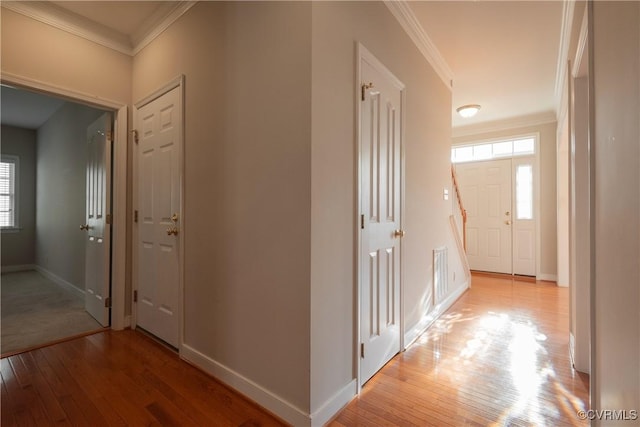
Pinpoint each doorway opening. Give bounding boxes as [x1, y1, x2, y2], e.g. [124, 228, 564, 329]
[452, 134, 539, 278]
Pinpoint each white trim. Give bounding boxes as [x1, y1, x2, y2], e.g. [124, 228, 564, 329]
[35, 265, 85, 299]
[1, 1, 196, 57]
[572, 7, 589, 78]
[310, 380, 357, 427]
[537, 273, 558, 282]
[554, 0, 575, 113]
[383, 0, 453, 90]
[131, 2, 197, 55]
[1, 72, 128, 332]
[181, 344, 311, 427]
[131, 75, 185, 350]
[452, 112, 556, 139]
[1, 264, 35, 273]
[1, 72, 122, 110]
[356, 43, 406, 392]
[404, 281, 469, 349]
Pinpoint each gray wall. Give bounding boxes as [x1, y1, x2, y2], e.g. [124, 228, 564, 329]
[592, 1, 640, 416]
[36, 102, 104, 290]
[1, 125, 36, 267]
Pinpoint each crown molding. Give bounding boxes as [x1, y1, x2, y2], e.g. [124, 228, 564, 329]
[1, 1, 196, 57]
[384, 0, 454, 91]
[554, 0, 575, 111]
[452, 111, 557, 139]
[131, 2, 196, 55]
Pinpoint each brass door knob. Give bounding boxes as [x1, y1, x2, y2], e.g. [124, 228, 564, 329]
[80, 224, 90, 231]
[393, 229, 406, 238]
[505, 220, 512, 225]
[166, 227, 179, 236]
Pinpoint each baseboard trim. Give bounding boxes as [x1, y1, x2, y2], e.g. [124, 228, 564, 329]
[34, 265, 85, 298]
[310, 380, 357, 427]
[1, 264, 35, 273]
[404, 281, 469, 349]
[181, 344, 310, 426]
[537, 273, 558, 282]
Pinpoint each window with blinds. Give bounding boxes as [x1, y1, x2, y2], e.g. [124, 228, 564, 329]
[0, 156, 18, 228]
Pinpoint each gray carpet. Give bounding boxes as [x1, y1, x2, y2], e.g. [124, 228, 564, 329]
[1, 270, 103, 354]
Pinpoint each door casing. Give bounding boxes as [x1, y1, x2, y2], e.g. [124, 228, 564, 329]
[355, 44, 406, 392]
[131, 75, 185, 350]
[0, 72, 128, 330]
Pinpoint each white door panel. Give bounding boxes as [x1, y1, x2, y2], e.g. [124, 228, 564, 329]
[360, 49, 403, 386]
[457, 159, 512, 274]
[84, 112, 112, 326]
[456, 156, 537, 276]
[136, 86, 182, 347]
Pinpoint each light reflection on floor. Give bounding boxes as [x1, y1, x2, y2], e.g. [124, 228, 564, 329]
[410, 278, 588, 426]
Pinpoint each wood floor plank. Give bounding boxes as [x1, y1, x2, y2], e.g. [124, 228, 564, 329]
[331, 275, 589, 426]
[2, 274, 588, 426]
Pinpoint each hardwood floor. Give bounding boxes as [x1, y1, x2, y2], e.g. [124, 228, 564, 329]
[330, 275, 590, 426]
[1, 330, 287, 426]
[1, 274, 588, 426]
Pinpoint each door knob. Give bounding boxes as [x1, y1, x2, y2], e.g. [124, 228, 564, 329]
[505, 220, 512, 225]
[505, 211, 510, 216]
[171, 213, 179, 223]
[166, 226, 179, 236]
[393, 229, 406, 238]
[80, 224, 90, 231]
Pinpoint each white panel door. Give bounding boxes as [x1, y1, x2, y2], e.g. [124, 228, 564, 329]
[457, 159, 512, 274]
[84, 112, 112, 326]
[136, 86, 182, 348]
[359, 48, 403, 386]
[512, 157, 536, 276]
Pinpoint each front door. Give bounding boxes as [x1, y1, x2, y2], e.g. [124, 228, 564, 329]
[84, 112, 112, 326]
[457, 159, 512, 274]
[135, 85, 182, 348]
[359, 47, 404, 385]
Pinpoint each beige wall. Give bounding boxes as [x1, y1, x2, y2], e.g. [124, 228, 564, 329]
[0, 9, 131, 105]
[1, 125, 36, 267]
[453, 121, 558, 280]
[133, 1, 312, 414]
[591, 1, 640, 414]
[311, 1, 463, 415]
[36, 102, 105, 290]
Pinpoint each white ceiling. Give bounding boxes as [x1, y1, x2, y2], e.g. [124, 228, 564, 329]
[1, 1, 565, 132]
[409, 1, 563, 129]
[1, 85, 66, 129]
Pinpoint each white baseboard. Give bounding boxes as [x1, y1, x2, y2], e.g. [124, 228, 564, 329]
[181, 344, 311, 426]
[34, 265, 85, 298]
[404, 281, 469, 349]
[310, 380, 356, 427]
[537, 273, 558, 282]
[1, 264, 35, 273]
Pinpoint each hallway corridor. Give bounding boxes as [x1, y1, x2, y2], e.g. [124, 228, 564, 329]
[331, 275, 589, 426]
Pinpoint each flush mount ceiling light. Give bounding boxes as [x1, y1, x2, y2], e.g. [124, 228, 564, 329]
[456, 104, 481, 118]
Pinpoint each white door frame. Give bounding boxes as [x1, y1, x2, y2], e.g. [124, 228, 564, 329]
[131, 75, 185, 350]
[0, 72, 129, 330]
[355, 44, 406, 392]
[452, 133, 541, 278]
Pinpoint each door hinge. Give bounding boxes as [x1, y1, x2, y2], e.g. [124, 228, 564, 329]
[361, 214, 365, 230]
[131, 129, 139, 144]
[106, 131, 113, 142]
[134, 210, 138, 223]
[104, 297, 111, 308]
[361, 82, 374, 101]
[106, 213, 112, 224]
[133, 290, 138, 303]
[361, 343, 365, 358]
